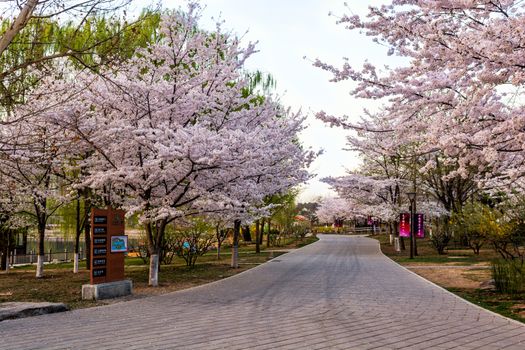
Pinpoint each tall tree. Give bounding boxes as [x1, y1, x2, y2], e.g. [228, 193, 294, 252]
[316, 1, 525, 199]
[45, 5, 313, 286]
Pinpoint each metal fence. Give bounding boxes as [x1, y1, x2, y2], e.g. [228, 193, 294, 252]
[4, 237, 143, 267]
[6, 248, 86, 266]
[3, 238, 87, 267]
[25, 238, 86, 256]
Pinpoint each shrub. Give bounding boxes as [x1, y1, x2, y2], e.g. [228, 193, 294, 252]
[492, 259, 525, 294]
[429, 230, 451, 255]
[171, 220, 216, 267]
[485, 197, 525, 263]
[451, 203, 494, 255]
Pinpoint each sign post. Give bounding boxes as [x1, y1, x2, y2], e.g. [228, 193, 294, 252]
[82, 207, 132, 300]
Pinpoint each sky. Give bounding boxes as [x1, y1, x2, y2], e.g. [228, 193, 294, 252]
[133, 0, 390, 202]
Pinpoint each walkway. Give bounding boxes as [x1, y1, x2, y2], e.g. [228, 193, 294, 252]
[1, 235, 525, 349]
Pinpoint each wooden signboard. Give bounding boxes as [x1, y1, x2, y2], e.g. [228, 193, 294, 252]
[90, 207, 127, 284]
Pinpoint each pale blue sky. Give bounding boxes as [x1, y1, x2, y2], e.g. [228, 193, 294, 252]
[133, 1, 391, 202]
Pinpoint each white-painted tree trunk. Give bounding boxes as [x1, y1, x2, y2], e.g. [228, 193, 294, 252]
[149, 254, 159, 287]
[231, 246, 238, 268]
[389, 234, 393, 245]
[73, 253, 79, 273]
[36, 255, 44, 278]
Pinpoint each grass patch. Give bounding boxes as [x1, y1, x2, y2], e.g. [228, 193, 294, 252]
[372, 234, 494, 265]
[0, 236, 318, 310]
[294, 236, 318, 248]
[450, 288, 525, 323]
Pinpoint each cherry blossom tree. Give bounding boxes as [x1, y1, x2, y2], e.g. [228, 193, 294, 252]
[42, 5, 314, 286]
[0, 83, 72, 277]
[315, 197, 355, 226]
[316, 1, 525, 199]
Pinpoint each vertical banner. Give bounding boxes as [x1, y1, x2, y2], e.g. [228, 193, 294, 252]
[399, 213, 410, 237]
[416, 213, 425, 238]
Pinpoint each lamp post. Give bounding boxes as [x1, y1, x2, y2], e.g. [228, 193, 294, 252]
[407, 192, 416, 259]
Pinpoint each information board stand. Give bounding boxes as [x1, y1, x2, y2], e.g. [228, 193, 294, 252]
[82, 207, 132, 300]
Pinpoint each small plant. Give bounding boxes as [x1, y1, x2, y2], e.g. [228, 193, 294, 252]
[171, 219, 216, 267]
[450, 203, 494, 255]
[492, 259, 525, 294]
[268, 229, 281, 246]
[429, 230, 451, 255]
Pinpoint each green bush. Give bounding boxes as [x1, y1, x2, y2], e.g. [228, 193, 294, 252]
[492, 259, 525, 294]
[429, 230, 451, 255]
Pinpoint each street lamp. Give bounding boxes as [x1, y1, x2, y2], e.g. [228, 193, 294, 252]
[407, 192, 416, 260]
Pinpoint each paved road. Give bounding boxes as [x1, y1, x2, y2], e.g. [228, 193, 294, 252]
[2, 235, 525, 349]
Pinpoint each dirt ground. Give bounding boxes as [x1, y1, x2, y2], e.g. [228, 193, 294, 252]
[408, 266, 492, 289]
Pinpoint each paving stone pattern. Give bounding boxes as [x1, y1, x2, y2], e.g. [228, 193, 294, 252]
[2, 235, 525, 349]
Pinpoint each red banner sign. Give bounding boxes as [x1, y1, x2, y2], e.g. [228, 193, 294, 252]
[399, 213, 410, 237]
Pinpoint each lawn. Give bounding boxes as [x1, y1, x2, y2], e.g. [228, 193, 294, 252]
[0, 236, 318, 310]
[375, 234, 497, 265]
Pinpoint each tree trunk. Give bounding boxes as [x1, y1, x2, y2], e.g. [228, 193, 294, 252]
[1, 246, 6, 271]
[5, 248, 9, 273]
[216, 225, 222, 260]
[266, 219, 272, 248]
[0, 0, 38, 57]
[84, 215, 91, 270]
[74, 199, 81, 273]
[145, 219, 167, 286]
[73, 253, 79, 273]
[149, 254, 159, 287]
[231, 220, 241, 268]
[242, 225, 251, 242]
[36, 211, 46, 278]
[255, 219, 260, 254]
[1, 230, 8, 270]
[22, 231, 27, 253]
[36, 254, 44, 278]
[259, 218, 265, 245]
[395, 219, 406, 251]
[81, 192, 92, 270]
[2, 230, 11, 272]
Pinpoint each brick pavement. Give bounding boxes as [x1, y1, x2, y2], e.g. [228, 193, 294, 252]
[1, 235, 524, 349]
